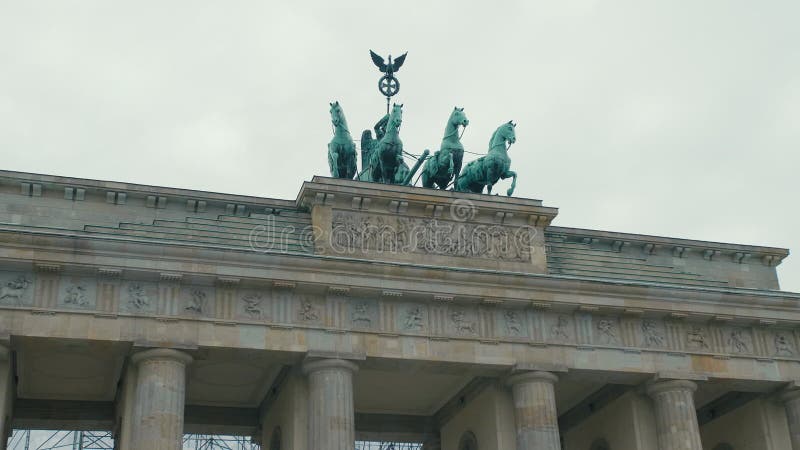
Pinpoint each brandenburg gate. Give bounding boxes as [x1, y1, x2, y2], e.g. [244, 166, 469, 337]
[0, 170, 798, 450]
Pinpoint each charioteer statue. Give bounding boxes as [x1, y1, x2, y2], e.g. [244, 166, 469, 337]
[325, 49, 519, 197]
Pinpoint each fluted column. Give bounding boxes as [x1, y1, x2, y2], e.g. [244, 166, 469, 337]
[0, 345, 13, 450]
[303, 359, 358, 450]
[781, 388, 800, 449]
[507, 371, 561, 450]
[130, 348, 192, 450]
[646, 380, 703, 450]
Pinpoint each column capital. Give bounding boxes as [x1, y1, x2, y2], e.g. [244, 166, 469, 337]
[646, 379, 697, 397]
[131, 348, 193, 366]
[302, 358, 359, 375]
[506, 370, 558, 387]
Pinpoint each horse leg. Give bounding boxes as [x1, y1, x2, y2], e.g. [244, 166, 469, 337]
[422, 172, 433, 188]
[346, 146, 356, 179]
[503, 170, 517, 196]
[328, 143, 339, 178]
[447, 153, 454, 177]
[421, 160, 433, 188]
[486, 165, 499, 195]
[328, 144, 339, 178]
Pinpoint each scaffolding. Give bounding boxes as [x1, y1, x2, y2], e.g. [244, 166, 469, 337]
[7, 431, 422, 450]
[182, 434, 260, 450]
[6, 431, 114, 450]
[6, 431, 262, 450]
[355, 442, 424, 450]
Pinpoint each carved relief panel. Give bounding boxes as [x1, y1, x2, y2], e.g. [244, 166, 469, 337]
[180, 286, 215, 317]
[545, 313, 574, 344]
[330, 212, 533, 262]
[723, 326, 754, 355]
[770, 329, 797, 357]
[685, 323, 711, 351]
[397, 303, 428, 334]
[120, 281, 158, 314]
[496, 309, 527, 338]
[349, 299, 378, 330]
[295, 294, 324, 326]
[236, 289, 271, 320]
[593, 316, 621, 346]
[0, 271, 34, 306]
[446, 306, 479, 337]
[639, 319, 667, 349]
[57, 277, 97, 310]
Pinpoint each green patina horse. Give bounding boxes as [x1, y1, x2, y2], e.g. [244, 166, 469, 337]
[421, 107, 469, 190]
[327, 101, 357, 179]
[455, 121, 517, 196]
[369, 103, 404, 184]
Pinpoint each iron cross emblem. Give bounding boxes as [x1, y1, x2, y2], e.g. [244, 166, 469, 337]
[370, 50, 407, 98]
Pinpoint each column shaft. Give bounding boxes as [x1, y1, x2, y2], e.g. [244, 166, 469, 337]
[130, 349, 192, 450]
[303, 359, 358, 450]
[0, 345, 12, 450]
[507, 371, 561, 450]
[646, 380, 703, 450]
[781, 391, 800, 449]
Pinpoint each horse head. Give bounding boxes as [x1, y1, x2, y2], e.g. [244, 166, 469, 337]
[329, 101, 347, 130]
[500, 120, 516, 145]
[450, 107, 469, 128]
[388, 103, 403, 132]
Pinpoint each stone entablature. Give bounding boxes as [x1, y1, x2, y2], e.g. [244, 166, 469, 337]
[0, 170, 789, 290]
[546, 226, 787, 290]
[2, 265, 799, 364]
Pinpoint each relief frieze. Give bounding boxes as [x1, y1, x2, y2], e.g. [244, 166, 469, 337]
[399, 304, 426, 332]
[503, 310, 525, 337]
[121, 281, 158, 313]
[641, 319, 666, 348]
[686, 324, 710, 350]
[0, 273, 33, 306]
[331, 212, 533, 261]
[2, 271, 799, 362]
[595, 318, 620, 345]
[58, 277, 96, 309]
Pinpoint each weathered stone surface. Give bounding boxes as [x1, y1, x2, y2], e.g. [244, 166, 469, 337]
[303, 359, 358, 450]
[0, 170, 797, 448]
[130, 348, 193, 450]
[646, 379, 703, 450]
[507, 371, 561, 450]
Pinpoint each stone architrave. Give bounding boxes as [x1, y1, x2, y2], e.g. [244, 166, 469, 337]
[507, 371, 562, 450]
[130, 348, 193, 450]
[646, 380, 703, 450]
[303, 359, 359, 450]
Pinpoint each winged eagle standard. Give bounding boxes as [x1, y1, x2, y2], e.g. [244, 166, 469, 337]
[370, 50, 407, 98]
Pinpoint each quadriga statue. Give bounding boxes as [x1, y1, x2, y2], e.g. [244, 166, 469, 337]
[421, 107, 469, 190]
[369, 103, 404, 184]
[327, 101, 357, 179]
[455, 121, 517, 196]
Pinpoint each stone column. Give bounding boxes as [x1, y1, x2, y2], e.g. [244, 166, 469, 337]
[781, 388, 800, 449]
[507, 371, 561, 450]
[0, 345, 13, 450]
[130, 349, 192, 450]
[646, 380, 703, 450]
[302, 359, 358, 450]
[422, 433, 442, 450]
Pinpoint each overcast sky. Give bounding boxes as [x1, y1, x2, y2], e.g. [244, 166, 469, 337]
[0, 1, 797, 292]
